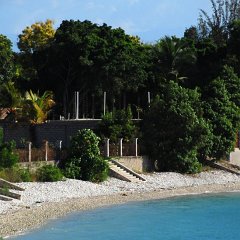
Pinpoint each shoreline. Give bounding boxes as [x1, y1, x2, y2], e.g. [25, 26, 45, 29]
[1, 181, 240, 238]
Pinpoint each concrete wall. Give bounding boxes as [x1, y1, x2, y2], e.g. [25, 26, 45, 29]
[19, 161, 55, 173]
[1, 122, 31, 147]
[0, 120, 101, 148]
[229, 148, 240, 167]
[114, 156, 153, 173]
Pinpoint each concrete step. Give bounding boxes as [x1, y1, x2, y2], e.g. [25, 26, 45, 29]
[0, 178, 24, 201]
[0, 178, 24, 191]
[0, 194, 13, 201]
[0, 187, 21, 200]
[205, 160, 240, 176]
[109, 161, 144, 183]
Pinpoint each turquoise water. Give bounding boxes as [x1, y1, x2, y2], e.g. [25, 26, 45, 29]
[10, 193, 240, 240]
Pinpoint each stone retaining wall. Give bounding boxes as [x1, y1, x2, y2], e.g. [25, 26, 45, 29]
[114, 156, 153, 173]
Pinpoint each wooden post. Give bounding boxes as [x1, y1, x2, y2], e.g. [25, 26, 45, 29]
[135, 138, 138, 157]
[28, 142, 32, 163]
[119, 138, 123, 157]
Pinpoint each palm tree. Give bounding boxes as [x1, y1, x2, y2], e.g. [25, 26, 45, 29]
[153, 36, 196, 79]
[0, 81, 24, 120]
[25, 90, 55, 123]
[198, 0, 240, 44]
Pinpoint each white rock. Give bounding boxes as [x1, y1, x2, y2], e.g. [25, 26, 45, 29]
[1, 170, 240, 214]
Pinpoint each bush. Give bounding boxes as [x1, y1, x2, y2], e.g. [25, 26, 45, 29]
[19, 168, 32, 182]
[36, 165, 63, 182]
[64, 158, 81, 179]
[0, 127, 19, 169]
[98, 106, 137, 143]
[0, 166, 32, 182]
[64, 129, 109, 182]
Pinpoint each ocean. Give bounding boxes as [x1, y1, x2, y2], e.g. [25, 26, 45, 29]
[10, 192, 240, 240]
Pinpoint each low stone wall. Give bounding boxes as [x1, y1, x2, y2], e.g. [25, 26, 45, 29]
[113, 156, 153, 173]
[19, 161, 55, 173]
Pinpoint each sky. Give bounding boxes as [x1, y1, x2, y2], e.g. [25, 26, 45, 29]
[0, 0, 213, 51]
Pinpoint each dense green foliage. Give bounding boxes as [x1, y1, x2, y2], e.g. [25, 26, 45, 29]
[64, 129, 109, 182]
[0, 34, 15, 83]
[31, 20, 148, 117]
[36, 165, 64, 182]
[142, 81, 210, 173]
[98, 106, 137, 142]
[0, 128, 19, 169]
[0, 167, 32, 182]
[202, 77, 240, 159]
[1, 0, 240, 173]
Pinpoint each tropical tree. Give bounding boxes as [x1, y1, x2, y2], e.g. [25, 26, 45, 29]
[198, 0, 240, 45]
[35, 20, 148, 117]
[142, 81, 211, 173]
[24, 90, 55, 123]
[149, 36, 196, 93]
[227, 19, 240, 73]
[202, 76, 240, 159]
[98, 105, 137, 143]
[16, 19, 55, 84]
[0, 35, 15, 83]
[0, 81, 24, 120]
[219, 65, 240, 107]
[18, 19, 55, 53]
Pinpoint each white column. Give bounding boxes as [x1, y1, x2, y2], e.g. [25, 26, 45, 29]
[28, 142, 32, 163]
[75, 91, 79, 120]
[106, 138, 110, 157]
[147, 91, 151, 106]
[135, 138, 138, 157]
[119, 138, 123, 157]
[59, 140, 62, 150]
[103, 91, 106, 116]
[45, 141, 48, 161]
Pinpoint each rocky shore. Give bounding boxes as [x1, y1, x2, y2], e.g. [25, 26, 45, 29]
[1, 170, 240, 238]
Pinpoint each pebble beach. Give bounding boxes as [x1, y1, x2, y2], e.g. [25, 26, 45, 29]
[1, 170, 240, 238]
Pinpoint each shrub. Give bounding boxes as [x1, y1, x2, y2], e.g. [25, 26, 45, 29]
[36, 165, 63, 182]
[64, 129, 109, 182]
[98, 106, 137, 143]
[0, 127, 19, 169]
[0, 166, 32, 182]
[19, 168, 32, 182]
[64, 158, 81, 179]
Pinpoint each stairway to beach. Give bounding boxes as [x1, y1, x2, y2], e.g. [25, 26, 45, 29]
[109, 160, 146, 183]
[0, 178, 24, 201]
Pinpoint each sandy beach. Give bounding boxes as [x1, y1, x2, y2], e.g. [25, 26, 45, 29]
[1, 170, 240, 238]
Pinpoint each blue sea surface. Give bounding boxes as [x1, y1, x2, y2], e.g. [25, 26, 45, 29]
[10, 192, 240, 240]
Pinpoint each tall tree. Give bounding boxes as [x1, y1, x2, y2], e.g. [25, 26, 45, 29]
[36, 20, 148, 117]
[202, 76, 240, 159]
[142, 81, 211, 173]
[18, 19, 55, 53]
[17, 19, 55, 84]
[0, 35, 15, 83]
[220, 65, 240, 107]
[198, 0, 240, 45]
[149, 36, 196, 93]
